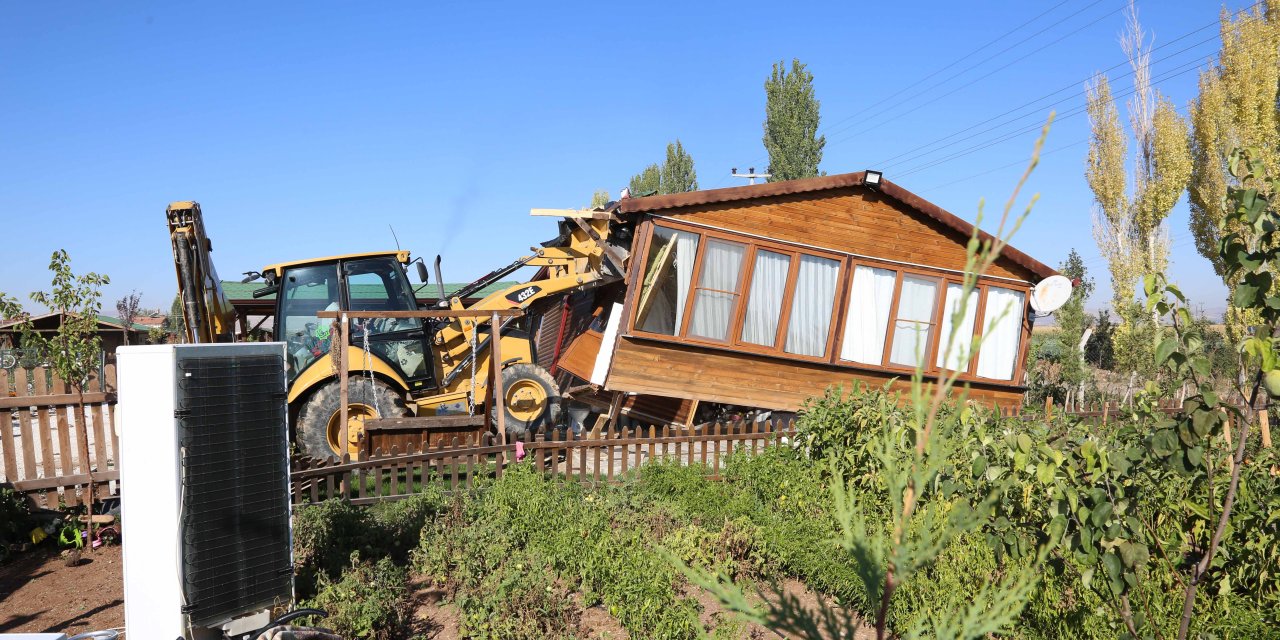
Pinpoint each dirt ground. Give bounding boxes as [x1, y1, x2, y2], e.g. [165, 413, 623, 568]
[0, 546, 870, 639]
[410, 573, 874, 640]
[0, 544, 124, 635]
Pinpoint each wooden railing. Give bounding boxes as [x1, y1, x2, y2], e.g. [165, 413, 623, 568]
[290, 419, 798, 506]
[0, 363, 118, 508]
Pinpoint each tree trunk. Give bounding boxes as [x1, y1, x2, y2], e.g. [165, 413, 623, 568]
[76, 389, 95, 553]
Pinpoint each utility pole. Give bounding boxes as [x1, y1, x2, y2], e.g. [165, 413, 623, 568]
[730, 167, 770, 185]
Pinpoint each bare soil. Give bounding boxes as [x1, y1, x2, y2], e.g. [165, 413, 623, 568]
[688, 577, 876, 640]
[0, 544, 124, 635]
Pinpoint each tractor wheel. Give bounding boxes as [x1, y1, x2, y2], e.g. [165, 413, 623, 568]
[295, 377, 411, 459]
[491, 363, 561, 437]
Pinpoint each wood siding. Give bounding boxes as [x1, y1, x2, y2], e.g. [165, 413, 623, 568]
[653, 186, 1037, 282]
[605, 336, 1025, 410]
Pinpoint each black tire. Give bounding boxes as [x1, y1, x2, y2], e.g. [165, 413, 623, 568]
[491, 363, 561, 436]
[295, 377, 411, 459]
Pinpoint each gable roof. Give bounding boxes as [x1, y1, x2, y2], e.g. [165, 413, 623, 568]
[616, 171, 1056, 281]
[0, 311, 149, 332]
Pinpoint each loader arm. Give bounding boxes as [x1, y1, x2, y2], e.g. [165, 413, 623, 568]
[166, 201, 237, 343]
[440, 215, 625, 344]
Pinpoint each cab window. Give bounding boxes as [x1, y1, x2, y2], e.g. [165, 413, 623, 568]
[280, 264, 340, 379]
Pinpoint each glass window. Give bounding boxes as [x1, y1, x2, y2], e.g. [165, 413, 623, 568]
[635, 227, 700, 335]
[344, 257, 430, 381]
[740, 249, 791, 347]
[344, 257, 424, 336]
[936, 283, 979, 371]
[689, 239, 747, 341]
[280, 264, 341, 379]
[784, 255, 841, 357]
[840, 266, 897, 364]
[976, 287, 1026, 380]
[888, 275, 940, 367]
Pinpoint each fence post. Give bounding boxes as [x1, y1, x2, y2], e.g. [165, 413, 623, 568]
[492, 312, 507, 447]
[1261, 409, 1272, 449]
[338, 315, 349, 463]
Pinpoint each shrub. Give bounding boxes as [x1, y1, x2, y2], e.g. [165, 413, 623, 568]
[293, 490, 446, 598]
[0, 487, 32, 563]
[304, 554, 411, 640]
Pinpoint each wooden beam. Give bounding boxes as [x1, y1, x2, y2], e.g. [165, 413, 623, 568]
[318, 309, 523, 319]
[530, 208, 615, 220]
[365, 415, 486, 431]
[0, 392, 114, 410]
[338, 316, 349, 462]
[492, 311, 507, 446]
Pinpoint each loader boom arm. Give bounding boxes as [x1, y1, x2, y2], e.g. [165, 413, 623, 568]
[166, 201, 237, 343]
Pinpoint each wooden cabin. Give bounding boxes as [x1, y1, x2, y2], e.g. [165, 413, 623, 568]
[554, 171, 1058, 420]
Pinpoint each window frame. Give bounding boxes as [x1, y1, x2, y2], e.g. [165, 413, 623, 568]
[627, 219, 846, 362]
[623, 218, 1033, 387]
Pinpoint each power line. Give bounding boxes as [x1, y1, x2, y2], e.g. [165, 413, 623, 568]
[891, 53, 1209, 179]
[871, 18, 1228, 170]
[713, 0, 1119, 187]
[914, 139, 1089, 194]
[815, 0, 1089, 138]
[822, 0, 1128, 146]
[883, 3, 1273, 191]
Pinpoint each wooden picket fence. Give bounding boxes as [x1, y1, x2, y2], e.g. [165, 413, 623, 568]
[290, 419, 797, 506]
[0, 363, 119, 509]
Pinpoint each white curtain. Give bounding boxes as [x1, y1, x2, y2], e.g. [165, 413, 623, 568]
[689, 239, 745, 340]
[741, 250, 791, 346]
[976, 287, 1025, 380]
[784, 255, 840, 356]
[840, 266, 896, 364]
[637, 228, 699, 335]
[673, 231, 698, 333]
[936, 283, 979, 370]
[889, 276, 939, 367]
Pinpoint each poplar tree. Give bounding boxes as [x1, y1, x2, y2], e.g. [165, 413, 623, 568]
[628, 164, 662, 196]
[660, 140, 698, 193]
[628, 139, 698, 195]
[1188, 3, 1280, 344]
[763, 58, 825, 182]
[1086, 4, 1192, 377]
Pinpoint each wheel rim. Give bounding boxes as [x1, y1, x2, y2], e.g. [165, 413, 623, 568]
[505, 379, 548, 423]
[326, 403, 376, 459]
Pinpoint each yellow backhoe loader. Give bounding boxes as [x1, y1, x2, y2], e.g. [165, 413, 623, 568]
[166, 201, 628, 458]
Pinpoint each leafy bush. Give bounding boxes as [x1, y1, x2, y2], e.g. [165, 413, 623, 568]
[304, 553, 411, 640]
[415, 466, 702, 639]
[293, 490, 445, 598]
[0, 486, 32, 562]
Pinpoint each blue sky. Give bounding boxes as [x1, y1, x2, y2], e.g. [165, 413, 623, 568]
[0, 0, 1252, 317]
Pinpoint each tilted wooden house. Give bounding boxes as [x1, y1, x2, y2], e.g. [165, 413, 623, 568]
[554, 171, 1059, 420]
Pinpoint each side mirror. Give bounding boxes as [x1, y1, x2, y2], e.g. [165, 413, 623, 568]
[415, 261, 430, 284]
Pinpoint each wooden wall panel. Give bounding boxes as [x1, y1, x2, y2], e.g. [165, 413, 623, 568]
[606, 337, 1024, 411]
[657, 187, 1037, 282]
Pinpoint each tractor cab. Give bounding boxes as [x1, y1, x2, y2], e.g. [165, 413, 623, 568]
[258, 251, 436, 391]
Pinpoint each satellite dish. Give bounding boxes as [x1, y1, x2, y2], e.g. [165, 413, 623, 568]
[1030, 275, 1073, 314]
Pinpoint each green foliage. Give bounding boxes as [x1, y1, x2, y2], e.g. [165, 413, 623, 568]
[1082, 310, 1115, 372]
[0, 292, 22, 322]
[164, 294, 185, 342]
[661, 140, 698, 193]
[629, 139, 699, 196]
[304, 554, 411, 640]
[293, 490, 445, 598]
[763, 58, 825, 182]
[589, 189, 610, 209]
[21, 250, 109, 391]
[0, 487, 33, 562]
[629, 163, 662, 196]
[415, 467, 703, 639]
[1052, 249, 1095, 400]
